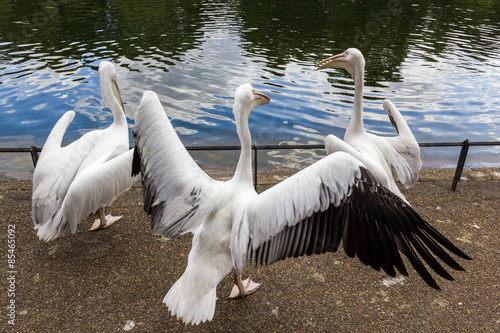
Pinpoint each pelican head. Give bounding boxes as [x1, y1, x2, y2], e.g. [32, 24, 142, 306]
[234, 83, 271, 119]
[316, 48, 365, 77]
[98, 61, 125, 113]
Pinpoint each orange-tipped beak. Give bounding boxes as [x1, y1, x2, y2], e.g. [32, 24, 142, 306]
[247, 90, 271, 117]
[253, 91, 271, 104]
[316, 52, 345, 70]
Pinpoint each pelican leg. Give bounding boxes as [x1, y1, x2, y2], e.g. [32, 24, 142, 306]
[89, 207, 122, 231]
[228, 274, 261, 299]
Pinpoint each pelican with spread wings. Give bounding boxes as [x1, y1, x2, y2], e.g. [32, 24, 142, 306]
[132, 83, 470, 325]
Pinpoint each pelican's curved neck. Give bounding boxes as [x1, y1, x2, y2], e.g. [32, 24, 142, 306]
[101, 76, 126, 126]
[233, 110, 253, 185]
[347, 64, 365, 134]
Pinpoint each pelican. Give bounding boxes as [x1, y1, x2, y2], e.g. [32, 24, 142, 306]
[132, 83, 470, 325]
[317, 48, 422, 200]
[32, 61, 137, 241]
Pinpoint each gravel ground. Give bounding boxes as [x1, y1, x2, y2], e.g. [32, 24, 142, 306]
[0, 168, 499, 332]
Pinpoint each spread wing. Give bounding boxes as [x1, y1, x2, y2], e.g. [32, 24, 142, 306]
[133, 91, 220, 239]
[375, 99, 422, 188]
[232, 152, 470, 290]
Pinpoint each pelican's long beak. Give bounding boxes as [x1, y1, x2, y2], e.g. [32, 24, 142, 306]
[111, 79, 125, 113]
[316, 52, 345, 70]
[247, 90, 271, 117]
[253, 91, 271, 105]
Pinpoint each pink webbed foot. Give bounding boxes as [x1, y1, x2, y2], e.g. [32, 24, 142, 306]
[228, 276, 262, 299]
[89, 214, 122, 231]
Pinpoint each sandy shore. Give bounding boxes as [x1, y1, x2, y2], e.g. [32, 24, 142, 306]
[0, 168, 499, 332]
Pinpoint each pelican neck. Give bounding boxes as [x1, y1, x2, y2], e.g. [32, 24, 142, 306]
[100, 74, 126, 126]
[233, 112, 253, 185]
[347, 65, 365, 134]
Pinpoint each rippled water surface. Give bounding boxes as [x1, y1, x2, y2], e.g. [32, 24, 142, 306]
[1, 0, 499, 174]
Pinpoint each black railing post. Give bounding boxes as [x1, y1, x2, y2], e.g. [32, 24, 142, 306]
[30, 145, 39, 168]
[451, 139, 470, 191]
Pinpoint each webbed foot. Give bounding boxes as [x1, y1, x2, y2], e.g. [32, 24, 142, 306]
[228, 276, 261, 299]
[89, 214, 122, 231]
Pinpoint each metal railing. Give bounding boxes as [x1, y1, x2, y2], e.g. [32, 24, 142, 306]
[1, 139, 499, 190]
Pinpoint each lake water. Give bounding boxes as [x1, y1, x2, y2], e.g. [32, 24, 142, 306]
[1, 0, 499, 176]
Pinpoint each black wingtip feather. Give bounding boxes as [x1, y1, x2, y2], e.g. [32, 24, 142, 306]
[131, 144, 142, 177]
[416, 228, 466, 271]
[406, 232, 455, 281]
[421, 219, 472, 260]
[389, 114, 400, 134]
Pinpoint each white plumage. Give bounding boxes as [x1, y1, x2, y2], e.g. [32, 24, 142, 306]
[32, 61, 137, 241]
[133, 83, 470, 325]
[317, 48, 422, 200]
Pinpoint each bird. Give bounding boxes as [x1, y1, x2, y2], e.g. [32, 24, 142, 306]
[32, 61, 137, 241]
[317, 48, 422, 200]
[132, 83, 470, 325]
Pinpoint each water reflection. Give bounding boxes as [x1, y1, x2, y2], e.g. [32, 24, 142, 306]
[0, 0, 499, 173]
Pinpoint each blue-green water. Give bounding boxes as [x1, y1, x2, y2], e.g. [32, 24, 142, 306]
[1, 0, 499, 175]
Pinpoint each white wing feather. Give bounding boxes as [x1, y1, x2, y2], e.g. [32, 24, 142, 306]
[133, 91, 219, 238]
[232, 152, 364, 270]
[32, 111, 104, 227]
[36, 149, 137, 241]
[377, 99, 422, 188]
[325, 134, 392, 189]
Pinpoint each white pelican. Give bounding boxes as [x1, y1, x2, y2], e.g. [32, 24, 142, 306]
[132, 83, 470, 325]
[317, 48, 422, 200]
[32, 61, 137, 241]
